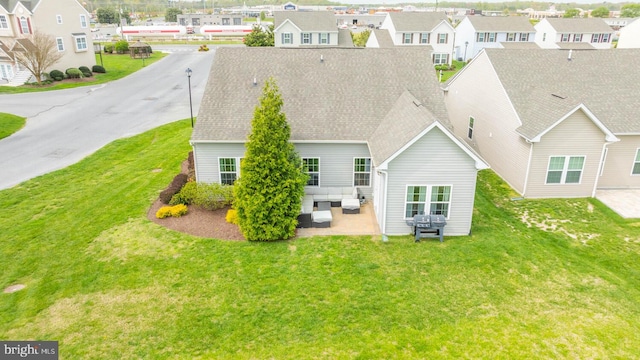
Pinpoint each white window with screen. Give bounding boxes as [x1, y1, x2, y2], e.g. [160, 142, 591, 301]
[20, 17, 29, 33]
[546, 156, 585, 184]
[74, 35, 87, 51]
[420, 33, 429, 44]
[519, 33, 529, 41]
[0, 15, 8, 28]
[561, 33, 570, 42]
[80, 14, 87, 28]
[219, 158, 239, 185]
[302, 158, 319, 186]
[403, 33, 412, 44]
[632, 149, 640, 175]
[404, 185, 452, 219]
[477, 32, 485, 42]
[602, 33, 610, 43]
[353, 158, 371, 187]
[56, 37, 64, 51]
[319, 33, 329, 44]
[56, 15, 63, 24]
[488, 33, 496, 42]
[302, 33, 311, 44]
[573, 33, 582, 42]
[433, 53, 447, 65]
[438, 33, 447, 44]
[282, 32, 292, 44]
[468, 116, 474, 139]
[507, 33, 515, 41]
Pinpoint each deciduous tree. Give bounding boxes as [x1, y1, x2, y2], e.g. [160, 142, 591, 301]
[234, 78, 307, 241]
[165, 7, 182, 23]
[563, 8, 580, 18]
[621, 4, 640, 18]
[243, 25, 274, 47]
[591, 6, 611, 18]
[12, 30, 64, 85]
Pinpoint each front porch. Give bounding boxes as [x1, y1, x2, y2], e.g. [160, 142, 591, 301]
[296, 202, 380, 238]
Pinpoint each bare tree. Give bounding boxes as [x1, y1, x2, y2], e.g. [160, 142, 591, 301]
[13, 30, 64, 85]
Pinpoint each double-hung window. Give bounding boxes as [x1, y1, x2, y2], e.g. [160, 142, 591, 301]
[573, 33, 582, 42]
[433, 53, 448, 65]
[561, 33, 570, 42]
[488, 32, 496, 42]
[507, 33, 515, 42]
[0, 15, 8, 29]
[468, 117, 475, 139]
[56, 15, 63, 24]
[219, 158, 240, 185]
[477, 32, 485, 42]
[20, 17, 30, 34]
[420, 33, 429, 44]
[282, 32, 292, 44]
[546, 156, 585, 184]
[632, 149, 640, 175]
[519, 33, 529, 41]
[319, 33, 329, 44]
[405, 185, 452, 218]
[302, 32, 311, 44]
[403, 33, 412, 44]
[80, 14, 87, 28]
[353, 158, 371, 187]
[56, 37, 64, 51]
[302, 158, 319, 186]
[437, 33, 447, 44]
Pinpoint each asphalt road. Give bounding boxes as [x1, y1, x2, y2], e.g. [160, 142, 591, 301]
[0, 46, 215, 190]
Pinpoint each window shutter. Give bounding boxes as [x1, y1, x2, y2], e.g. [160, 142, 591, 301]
[445, 33, 448, 43]
[281, 33, 284, 43]
[17, 18, 22, 33]
[27, 18, 32, 34]
[327, 33, 330, 44]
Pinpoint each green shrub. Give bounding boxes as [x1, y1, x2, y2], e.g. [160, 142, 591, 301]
[65, 68, 83, 79]
[170, 182, 234, 211]
[92, 65, 106, 73]
[159, 173, 189, 204]
[103, 43, 114, 53]
[49, 70, 64, 81]
[79, 66, 92, 77]
[115, 40, 129, 54]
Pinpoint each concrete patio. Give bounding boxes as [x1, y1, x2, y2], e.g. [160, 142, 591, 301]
[595, 189, 640, 219]
[296, 202, 381, 238]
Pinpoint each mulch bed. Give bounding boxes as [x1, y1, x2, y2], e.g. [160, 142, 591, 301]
[147, 199, 244, 241]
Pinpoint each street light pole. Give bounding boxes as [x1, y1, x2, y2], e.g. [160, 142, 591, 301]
[464, 41, 469, 63]
[186, 68, 194, 128]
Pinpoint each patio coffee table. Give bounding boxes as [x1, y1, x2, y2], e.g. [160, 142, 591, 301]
[317, 201, 331, 211]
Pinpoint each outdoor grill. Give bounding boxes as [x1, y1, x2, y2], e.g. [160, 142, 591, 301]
[406, 214, 447, 242]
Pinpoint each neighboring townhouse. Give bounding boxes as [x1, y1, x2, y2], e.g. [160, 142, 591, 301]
[368, 12, 455, 65]
[444, 49, 640, 199]
[0, 0, 95, 85]
[453, 16, 536, 61]
[274, 11, 353, 47]
[534, 18, 614, 49]
[191, 47, 489, 236]
[617, 18, 640, 48]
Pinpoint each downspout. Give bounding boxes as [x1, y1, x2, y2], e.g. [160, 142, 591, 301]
[522, 140, 534, 197]
[592, 141, 613, 197]
[378, 169, 389, 236]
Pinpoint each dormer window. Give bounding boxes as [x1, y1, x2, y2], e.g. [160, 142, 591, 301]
[19, 17, 30, 34]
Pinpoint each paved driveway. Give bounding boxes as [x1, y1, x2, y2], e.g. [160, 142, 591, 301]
[0, 47, 215, 190]
[595, 190, 640, 219]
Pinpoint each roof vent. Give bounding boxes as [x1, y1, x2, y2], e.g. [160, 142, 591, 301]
[320, 54, 324, 63]
[567, 49, 573, 61]
[253, 77, 257, 86]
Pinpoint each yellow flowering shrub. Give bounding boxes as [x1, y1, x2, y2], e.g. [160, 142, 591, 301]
[225, 209, 238, 224]
[156, 204, 188, 219]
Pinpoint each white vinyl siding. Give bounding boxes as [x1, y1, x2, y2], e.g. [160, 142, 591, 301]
[353, 158, 371, 187]
[56, 37, 64, 51]
[302, 158, 320, 186]
[546, 156, 585, 184]
[384, 127, 479, 236]
[633, 149, 640, 175]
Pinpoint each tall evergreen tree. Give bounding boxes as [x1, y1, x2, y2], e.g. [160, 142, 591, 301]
[234, 78, 307, 241]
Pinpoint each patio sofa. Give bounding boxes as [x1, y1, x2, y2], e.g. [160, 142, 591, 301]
[297, 195, 314, 228]
[306, 187, 361, 214]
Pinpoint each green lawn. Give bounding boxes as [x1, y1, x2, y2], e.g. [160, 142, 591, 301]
[0, 112, 25, 139]
[1, 120, 639, 358]
[0, 52, 167, 94]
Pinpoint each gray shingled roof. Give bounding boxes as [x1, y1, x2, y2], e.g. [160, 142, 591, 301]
[0, 0, 36, 12]
[484, 48, 640, 137]
[466, 16, 535, 32]
[274, 11, 337, 32]
[387, 12, 448, 32]
[499, 42, 540, 49]
[555, 42, 596, 50]
[192, 47, 450, 164]
[369, 29, 395, 48]
[544, 18, 613, 33]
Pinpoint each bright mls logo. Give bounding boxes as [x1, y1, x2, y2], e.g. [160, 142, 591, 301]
[1, 341, 58, 359]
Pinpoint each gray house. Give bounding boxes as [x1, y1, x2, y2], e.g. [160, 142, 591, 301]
[191, 47, 488, 236]
[444, 49, 640, 198]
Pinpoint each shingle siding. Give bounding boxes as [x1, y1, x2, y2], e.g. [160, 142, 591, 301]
[384, 127, 478, 236]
